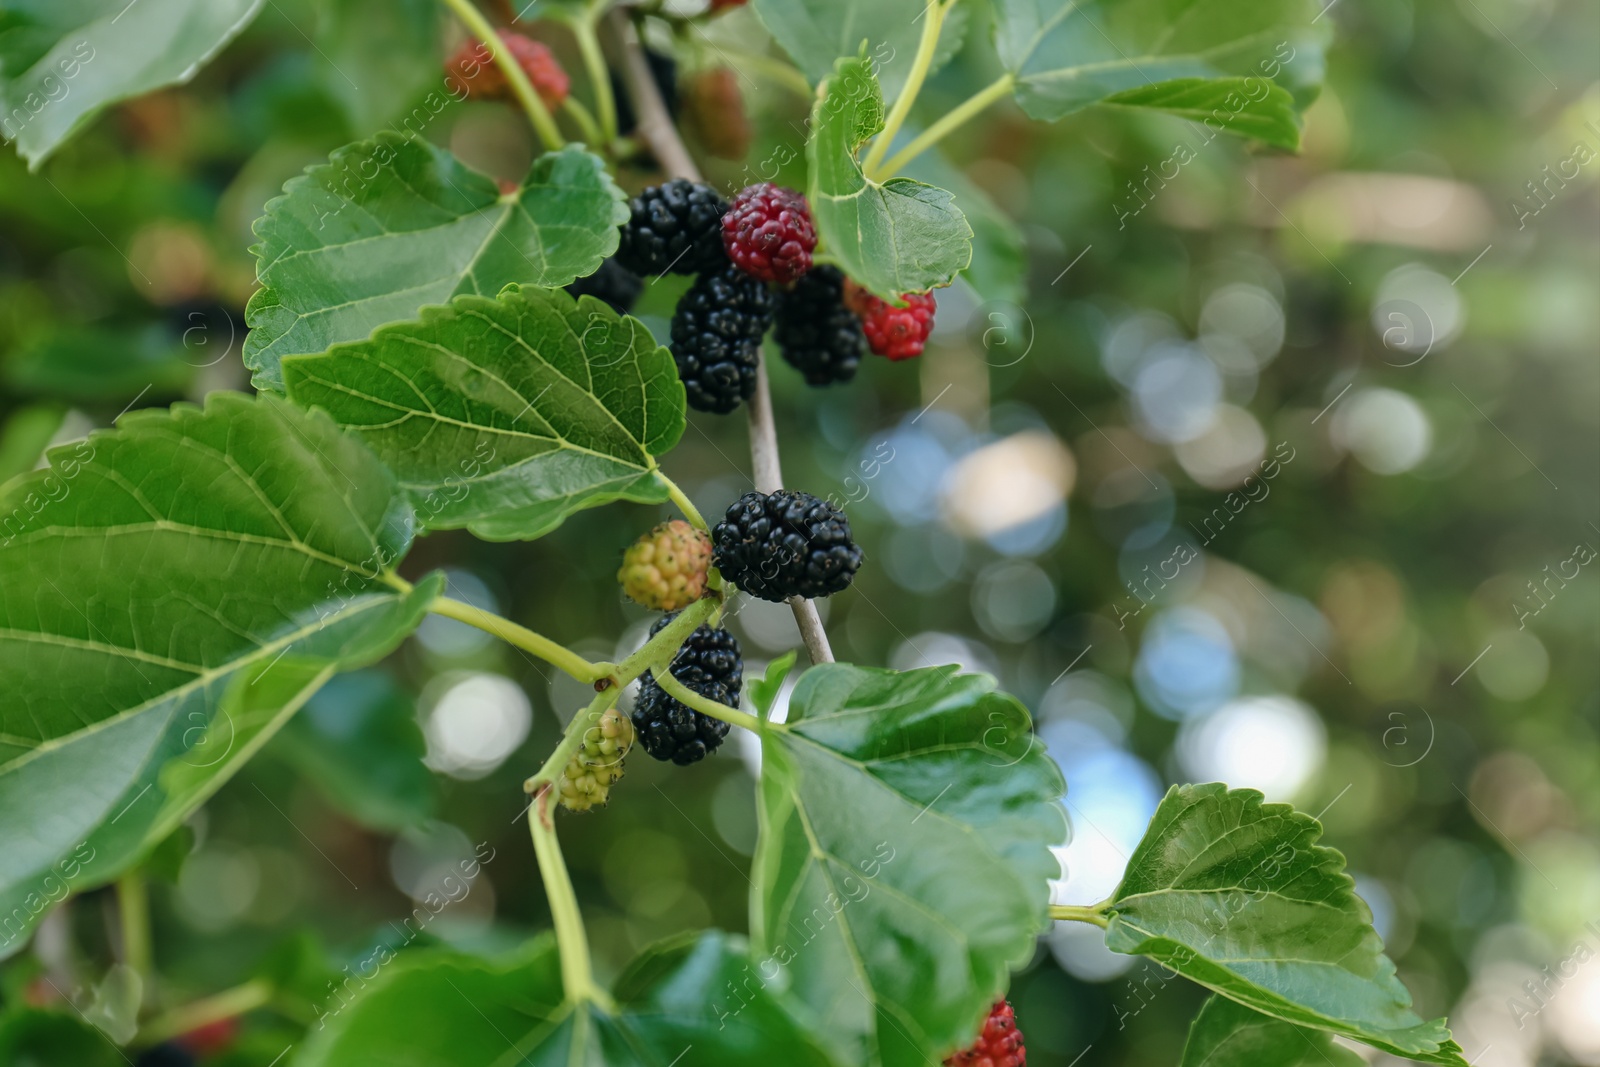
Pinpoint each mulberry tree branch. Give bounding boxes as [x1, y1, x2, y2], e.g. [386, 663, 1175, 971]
[610, 8, 835, 666]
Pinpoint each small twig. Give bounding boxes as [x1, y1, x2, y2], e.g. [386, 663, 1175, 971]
[608, 9, 701, 181]
[528, 786, 613, 1010]
[746, 355, 783, 494]
[610, 9, 836, 667]
[750, 361, 835, 663]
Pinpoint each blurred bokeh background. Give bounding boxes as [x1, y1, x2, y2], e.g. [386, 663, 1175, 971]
[0, 0, 1595, 1064]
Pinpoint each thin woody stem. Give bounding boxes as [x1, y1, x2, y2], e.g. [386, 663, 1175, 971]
[610, 0, 835, 667]
[609, 9, 702, 181]
[748, 359, 835, 664]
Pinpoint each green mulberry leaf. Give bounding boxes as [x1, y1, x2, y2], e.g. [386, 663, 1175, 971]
[752, 663, 1065, 1066]
[807, 55, 973, 301]
[750, 0, 969, 100]
[294, 932, 841, 1066]
[1181, 996, 1365, 1067]
[244, 136, 626, 391]
[900, 146, 1027, 306]
[0, 393, 435, 957]
[0, 0, 263, 168]
[282, 285, 685, 543]
[1105, 783, 1467, 1065]
[990, 0, 1327, 150]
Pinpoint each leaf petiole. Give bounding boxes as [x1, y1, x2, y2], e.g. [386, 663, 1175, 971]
[654, 467, 710, 531]
[861, 0, 954, 177]
[117, 871, 152, 986]
[561, 96, 604, 146]
[651, 666, 764, 732]
[611, 595, 719, 684]
[520, 595, 722, 796]
[872, 72, 1014, 180]
[572, 12, 619, 145]
[1050, 902, 1111, 928]
[428, 596, 607, 684]
[437, 0, 566, 151]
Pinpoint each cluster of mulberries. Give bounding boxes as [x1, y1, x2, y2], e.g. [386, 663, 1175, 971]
[441, 34, 941, 391]
[613, 180, 772, 413]
[611, 484, 866, 766]
[611, 180, 939, 411]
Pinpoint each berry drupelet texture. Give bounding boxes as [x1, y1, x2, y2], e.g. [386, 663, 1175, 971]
[630, 613, 743, 766]
[669, 262, 774, 414]
[558, 705, 634, 812]
[712, 490, 862, 602]
[945, 1000, 1025, 1067]
[722, 183, 817, 284]
[773, 266, 863, 386]
[617, 519, 712, 612]
[565, 258, 645, 316]
[615, 180, 729, 276]
[844, 280, 937, 360]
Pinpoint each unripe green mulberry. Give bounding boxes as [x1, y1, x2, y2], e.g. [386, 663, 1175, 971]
[617, 519, 712, 611]
[558, 706, 635, 813]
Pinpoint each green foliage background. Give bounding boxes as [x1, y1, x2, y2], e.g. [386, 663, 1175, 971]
[0, 0, 1594, 1064]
